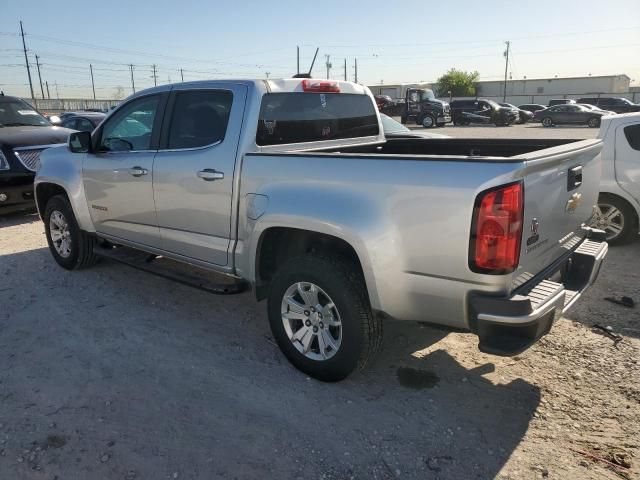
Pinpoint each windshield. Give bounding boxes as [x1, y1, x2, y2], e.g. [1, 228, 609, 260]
[485, 99, 501, 109]
[420, 89, 435, 101]
[0, 100, 50, 127]
[380, 114, 410, 134]
[257, 93, 379, 146]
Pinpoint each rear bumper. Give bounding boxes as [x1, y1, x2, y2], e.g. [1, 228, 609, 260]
[469, 232, 608, 356]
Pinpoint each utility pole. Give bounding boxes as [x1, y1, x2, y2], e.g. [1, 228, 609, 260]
[54, 82, 60, 99]
[129, 64, 136, 93]
[296, 46, 300, 75]
[344, 59, 347, 81]
[325, 55, 331, 79]
[90, 64, 96, 100]
[34, 54, 45, 99]
[45, 81, 50, 99]
[354, 58, 358, 84]
[503, 41, 510, 102]
[265, 71, 270, 79]
[151, 64, 158, 86]
[180, 68, 184, 82]
[19, 21, 35, 100]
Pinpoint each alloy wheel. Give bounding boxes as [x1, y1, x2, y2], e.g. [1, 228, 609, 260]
[49, 210, 72, 258]
[280, 282, 342, 361]
[593, 203, 625, 241]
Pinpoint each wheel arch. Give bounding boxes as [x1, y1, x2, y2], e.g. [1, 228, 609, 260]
[251, 226, 378, 308]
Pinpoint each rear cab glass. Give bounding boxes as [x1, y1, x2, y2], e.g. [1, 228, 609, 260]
[256, 93, 378, 146]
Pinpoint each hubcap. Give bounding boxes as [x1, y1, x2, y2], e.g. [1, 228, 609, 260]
[49, 210, 72, 258]
[423, 116, 433, 127]
[281, 282, 342, 361]
[592, 203, 624, 240]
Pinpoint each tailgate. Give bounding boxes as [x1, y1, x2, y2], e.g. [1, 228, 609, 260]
[515, 139, 603, 283]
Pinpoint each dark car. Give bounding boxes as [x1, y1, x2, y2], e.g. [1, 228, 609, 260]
[548, 98, 576, 107]
[401, 88, 451, 128]
[450, 98, 518, 126]
[518, 103, 547, 114]
[534, 103, 608, 128]
[576, 97, 640, 114]
[0, 94, 74, 213]
[60, 112, 107, 132]
[499, 102, 534, 124]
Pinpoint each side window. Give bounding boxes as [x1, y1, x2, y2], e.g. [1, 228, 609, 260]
[62, 118, 77, 129]
[76, 118, 95, 132]
[167, 90, 233, 149]
[624, 124, 640, 151]
[99, 95, 159, 152]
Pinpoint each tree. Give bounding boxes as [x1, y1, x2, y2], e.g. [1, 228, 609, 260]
[435, 69, 479, 97]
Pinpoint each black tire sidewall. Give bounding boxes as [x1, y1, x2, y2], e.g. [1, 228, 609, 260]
[542, 117, 552, 127]
[267, 257, 367, 381]
[44, 196, 82, 270]
[422, 115, 435, 128]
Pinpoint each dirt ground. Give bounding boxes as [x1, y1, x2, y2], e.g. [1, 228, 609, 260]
[0, 213, 638, 480]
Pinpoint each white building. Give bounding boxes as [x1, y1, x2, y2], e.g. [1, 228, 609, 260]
[476, 74, 633, 104]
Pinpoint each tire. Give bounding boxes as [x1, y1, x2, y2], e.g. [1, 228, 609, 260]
[587, 117, 601, 128]
[400, 116, 407, 125]
[44, 195, 99, 270]
[542, 117, 553, 127]
[592, 193, 638, 245]
[267, 254, 382, 382]
[421, 114, 436, 128]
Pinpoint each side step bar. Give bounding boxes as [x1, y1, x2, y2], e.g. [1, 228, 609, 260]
[94, 245, 248, 295]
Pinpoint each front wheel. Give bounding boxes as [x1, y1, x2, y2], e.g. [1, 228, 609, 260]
[542, 117, 553, 127]
[44, 195, 99, 270]
[420, 114, 436, 128]
[267, 255, 382, 381]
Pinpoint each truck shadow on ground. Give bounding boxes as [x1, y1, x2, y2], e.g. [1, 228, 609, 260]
[0, 209, 40, 227]
[0, 247, 539, 479]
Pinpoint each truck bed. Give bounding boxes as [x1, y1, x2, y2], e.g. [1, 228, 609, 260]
[320, 137, 589, 159]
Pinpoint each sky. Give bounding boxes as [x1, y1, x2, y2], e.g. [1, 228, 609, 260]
[1, 0, 639, 99]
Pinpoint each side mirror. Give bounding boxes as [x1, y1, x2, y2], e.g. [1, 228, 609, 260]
[48, 115, 62, 126]
[68, 131, 92, 153]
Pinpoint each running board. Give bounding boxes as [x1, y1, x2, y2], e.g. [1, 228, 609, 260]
[94, 245, 248, 295]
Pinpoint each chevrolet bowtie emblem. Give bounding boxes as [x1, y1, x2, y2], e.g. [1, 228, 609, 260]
[566, 192, 582, 214]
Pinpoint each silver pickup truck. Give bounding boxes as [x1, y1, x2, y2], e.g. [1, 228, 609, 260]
[35, 79, 608, 381]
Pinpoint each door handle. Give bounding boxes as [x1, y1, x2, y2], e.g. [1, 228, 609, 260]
[128, 166, 148, 177]
[197, 169, 224, 181]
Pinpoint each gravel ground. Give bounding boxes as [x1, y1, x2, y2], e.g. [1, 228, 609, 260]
[1, 208, 638, 480]
[405, 121, 599, 139]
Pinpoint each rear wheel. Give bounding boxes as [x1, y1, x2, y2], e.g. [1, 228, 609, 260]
[591, 194, 637, 245]
[267, 255, 381, 381]
[400, 115, 407, 125]
[44, 195, 99, 270]
[587, 117, 601, 128]
[542, 117, 553, 127]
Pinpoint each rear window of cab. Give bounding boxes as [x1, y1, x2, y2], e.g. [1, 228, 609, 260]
[256, 93, 379, 146]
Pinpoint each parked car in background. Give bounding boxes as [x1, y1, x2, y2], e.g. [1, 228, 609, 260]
[499, 103, 534, 124]
[548, 99, 577, 107]
[535, 104, 609, 128]
[589, 113, 640, 244]
[379, 114, 449, 139]
[450, 99, 518, 126]
[61, 112, 107, 132]
[0, 93, 74, 213]
[577, 97, 640, 114]
[577, 104, 616, 116]
[401, 88, 450, 128]
[518, 104, 547, 114]
[34, 78, 607, 381]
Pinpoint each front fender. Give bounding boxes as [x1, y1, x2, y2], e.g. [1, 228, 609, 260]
[237, 186, 396, 311]
[35, 146, 95, 232]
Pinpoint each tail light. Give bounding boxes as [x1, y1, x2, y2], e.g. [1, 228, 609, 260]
[469, 182, 524, 274]
[301, 79, 340, 93]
